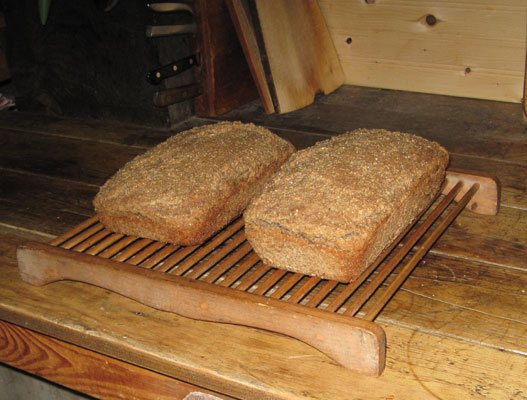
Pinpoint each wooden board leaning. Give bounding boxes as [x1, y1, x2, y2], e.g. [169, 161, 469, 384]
[16, 170, 500, 377]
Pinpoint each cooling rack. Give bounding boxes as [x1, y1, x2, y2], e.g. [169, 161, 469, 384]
[17, 169, 499, 376]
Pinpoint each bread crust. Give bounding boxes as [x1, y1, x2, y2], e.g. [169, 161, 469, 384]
[244, 129, 449, 282]
[94, 122, 295, 245]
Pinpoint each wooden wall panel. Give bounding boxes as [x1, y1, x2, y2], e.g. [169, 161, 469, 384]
[319, 0, 527, 103]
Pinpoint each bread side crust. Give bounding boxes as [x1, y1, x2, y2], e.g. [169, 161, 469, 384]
[245, 169, 444, 282]
[244, 129, 449, 282]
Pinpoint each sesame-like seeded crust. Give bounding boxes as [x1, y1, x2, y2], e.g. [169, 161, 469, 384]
[244, 129, 449, 282]
[93, 121, 295, 245]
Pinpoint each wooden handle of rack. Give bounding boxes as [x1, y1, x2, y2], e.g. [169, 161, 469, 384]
[444, 169, 500, 215]
[17, 242, 386, 376]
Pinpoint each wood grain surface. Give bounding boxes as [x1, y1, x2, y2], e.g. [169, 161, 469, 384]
[192, 0, 258, 117]
[0, 320, 231, 400]
[1, 86, 526, 399]
[318, 0, 527, 103]
[228, 0, 344, 114]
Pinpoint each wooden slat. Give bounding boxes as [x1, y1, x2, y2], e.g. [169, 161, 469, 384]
[111, 238, 153, 263]
[270, 273, 303, 299]
[251, 268, 286, 296]
[184, 232, 247, 279]
[50, 216, 99, 246]
[234, 262, 270, 291]
[154, 245, 200, 273]
[60, 223, 105, 250]
[319, 0, 527, 103]
[215, 252, 260, 286]
[71, 228, 111, 252]
[127, 242, 167, 266]
[85, 233, 125, 256]
[192, 241, 253, 282]
[287, 276, 320, 304]
[98, 236, 138, 259]
[139, 244, 180, 269]
[305, 281, 339, 308]
[345, 183, 461, 316]
[168, 219, 245, 275]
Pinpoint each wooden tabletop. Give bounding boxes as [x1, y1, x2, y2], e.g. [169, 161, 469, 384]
[1, 86, 526, 399]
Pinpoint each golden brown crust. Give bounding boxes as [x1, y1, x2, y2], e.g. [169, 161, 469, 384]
[94, 121, 295, 245]
[244, 129, 449, 282]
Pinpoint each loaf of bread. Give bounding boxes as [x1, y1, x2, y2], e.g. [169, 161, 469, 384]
[94, 122, 295, 245]
[244, 129, 449, 282]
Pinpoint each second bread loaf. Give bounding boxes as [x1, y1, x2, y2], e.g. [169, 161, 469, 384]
[244, 129, 449, 282]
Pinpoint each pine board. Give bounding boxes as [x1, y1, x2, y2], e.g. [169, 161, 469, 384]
[228, 0, 344, 113]
[318, 0, 527, 103]
[0, 320, 231, 400]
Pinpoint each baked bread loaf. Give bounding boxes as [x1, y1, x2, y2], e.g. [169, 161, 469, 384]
[94, 121, 295, 245]
[244, 129, 449, 282]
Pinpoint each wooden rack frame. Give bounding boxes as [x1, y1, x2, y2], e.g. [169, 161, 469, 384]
[16, 170, 499, 376]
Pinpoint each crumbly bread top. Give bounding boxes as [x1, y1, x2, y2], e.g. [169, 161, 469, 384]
[244, 129, 449, 251]
[94, 121, 295, 225]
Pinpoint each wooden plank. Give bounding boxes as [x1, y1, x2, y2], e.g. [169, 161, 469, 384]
[220, 87, 527, 164]
[403, 253, 527, 323]
[368, 256, 527, 355]
[227, 0, 275, 113]
[0, 169, 96, 236]
[0, 112, 217, 148]
[431, 205, 527, 270]
[318, 0, 527, 103]
[0, 129, 144, 186]
[228, 0, 344, 114]
[0, 112, 169, 148]
[193, 0, 258, 117]
[0, 320, 232, 400]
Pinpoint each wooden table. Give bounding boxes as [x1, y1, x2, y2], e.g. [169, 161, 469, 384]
[1, 86, 526, 399]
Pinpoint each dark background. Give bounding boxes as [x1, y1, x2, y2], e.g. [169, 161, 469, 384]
[1, 0, 195, 127]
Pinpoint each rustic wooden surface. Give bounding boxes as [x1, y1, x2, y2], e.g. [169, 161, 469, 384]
[318, 0, 527, 104]
[1, 85, 527, 398]
[0, 319, 232, 400]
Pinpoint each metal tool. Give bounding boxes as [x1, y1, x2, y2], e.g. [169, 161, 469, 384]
[147, 53, 200, 84]
[146, 23, 196, 37]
